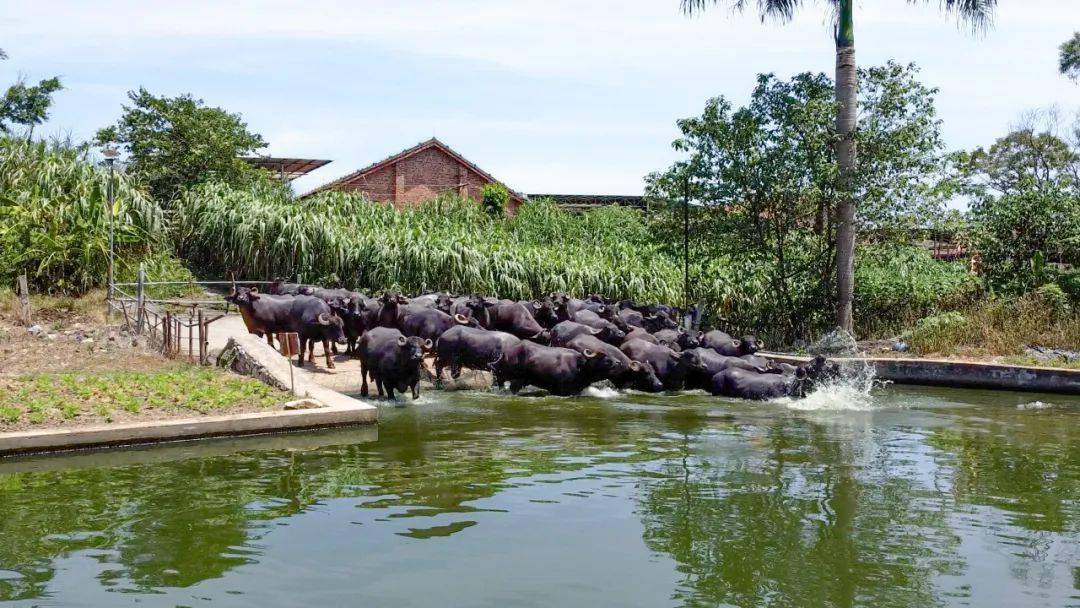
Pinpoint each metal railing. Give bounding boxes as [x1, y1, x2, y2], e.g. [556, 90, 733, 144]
[106, 264, 267, 364]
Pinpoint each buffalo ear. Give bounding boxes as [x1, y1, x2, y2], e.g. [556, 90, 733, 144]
[530, 301, 541, 310]
[423, 339, 433, 349]
[629, 360, 641, 372]
[317, 313, 331, 325]
[397, 336, 407, 346]
[248, 291, 261, 301]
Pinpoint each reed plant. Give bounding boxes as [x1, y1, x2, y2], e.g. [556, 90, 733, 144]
[0, 137, 169, 293]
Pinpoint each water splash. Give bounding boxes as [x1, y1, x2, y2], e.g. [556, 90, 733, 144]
[584, 385, 621, 399]
[782, 359, 884, 411]
[1017, 400, 1055, 410]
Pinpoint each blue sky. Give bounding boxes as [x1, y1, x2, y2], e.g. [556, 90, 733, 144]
[3, 0, 1078, 196]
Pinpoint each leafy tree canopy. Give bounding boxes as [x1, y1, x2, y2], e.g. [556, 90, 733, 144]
[1060, 32, 1080, 82]
[0, 50, 63, 136]
[957, 111, 1080, 292]
[95, 88, 266, 204]
[644, 62, 951, 337]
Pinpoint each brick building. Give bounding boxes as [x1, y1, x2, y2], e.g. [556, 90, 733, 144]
[307, 138, 524, 212]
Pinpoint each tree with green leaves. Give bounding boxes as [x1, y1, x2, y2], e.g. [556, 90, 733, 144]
[0, 50, 63, 137]
[958, 114, 1080, 293]
[680, 0, 997, 333]
[1061, 32, 1080, 82]
[95, 88, 266, 204]
[646, 63, 959, 339]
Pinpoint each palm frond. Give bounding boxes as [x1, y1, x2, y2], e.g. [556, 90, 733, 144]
[681, 0, 809, 23]
[911, 0, 998, 32]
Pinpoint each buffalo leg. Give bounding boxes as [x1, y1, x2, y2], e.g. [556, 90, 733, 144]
[323, 339, 334, 369]
[307, 341, 315, 363]
[411, 381, 419, 399]
[296, 337, 306, 367]
[360, 361, 369, 397]
[376, 377, 386, 398]
[509, 380, 524, 394]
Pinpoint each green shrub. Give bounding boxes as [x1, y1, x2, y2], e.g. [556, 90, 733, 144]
[1034, 283, 1071, 319]
[1056, 271, 1080, 304]
[481, 183, 509, 217]
[855, 244, 979, 336]
[906, 311, 971, 354]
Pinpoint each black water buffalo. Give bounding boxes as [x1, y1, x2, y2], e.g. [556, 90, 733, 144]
[227, 288, 347, 368]
[708, 355, 829, 400]
[682, 347, 772, 390]
[740, 353, 773, 369]
[520, 298, 560, 329]
[619, 338, 706, 391]
[570, 310, 625, 342]
[622, 327, 659, 345]
[618, 308, 679, 333]
[434, 325, 520, 382]
[491, 340, 616, 396]
[225, 287, 294, 348]
[550, 320, 624, 347]
[397, 304, 469, 342]
[562, 334, 664, 392]
[653, 329, 701, 352]
[357, 327, 431, 399]
[375, 290, 410, 329]
[289, 295, 348, 369]
[699, 330, 734, 350]
[553, 295, 609, 321]
[485, 300, 549, 341]
[712, 335, 762, 357]
[411, 292, 454, 314]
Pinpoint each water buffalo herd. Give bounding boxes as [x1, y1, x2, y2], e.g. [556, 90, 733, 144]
[224, 279, 837, 401]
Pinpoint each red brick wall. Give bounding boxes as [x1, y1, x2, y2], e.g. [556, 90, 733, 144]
[338, 146, 520, 213]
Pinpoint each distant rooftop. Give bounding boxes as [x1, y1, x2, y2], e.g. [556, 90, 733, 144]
[242, 157, 331, 182]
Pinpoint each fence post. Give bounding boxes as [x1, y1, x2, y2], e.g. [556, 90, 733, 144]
[135, 263, 146, 334]
[16, 273, 31, 327]
[163, 311, 170, 356]
[188, 314, 195, 362]
[198, 310, 205, 365]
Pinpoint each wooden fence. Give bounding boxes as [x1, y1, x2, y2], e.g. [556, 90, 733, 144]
[107, 264, 269, 365]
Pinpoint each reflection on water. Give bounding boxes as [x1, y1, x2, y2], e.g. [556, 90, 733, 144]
[0, 387, 1077, 607]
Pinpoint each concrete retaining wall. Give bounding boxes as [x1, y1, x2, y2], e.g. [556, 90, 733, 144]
[764, 353, 1080, 395]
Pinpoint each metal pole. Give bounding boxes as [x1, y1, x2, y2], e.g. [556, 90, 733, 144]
[136, 263, 146, 334]
[105, 157, 116, 320]
[682, 174, 690, 312]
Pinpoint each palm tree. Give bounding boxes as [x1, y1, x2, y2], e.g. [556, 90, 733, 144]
[681, 0, 997, 332]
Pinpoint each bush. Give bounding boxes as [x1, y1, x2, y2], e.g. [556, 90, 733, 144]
[1033, 283, 1071, 319]
[855, 244, 979, 336]
[906, 311, 971, 354]
[481, 183, 509, 217]
[0, 137, 168, 294]
[1056, 271, 1080, 304]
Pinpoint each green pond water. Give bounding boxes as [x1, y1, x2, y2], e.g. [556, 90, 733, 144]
[0, 385, 1078, 607]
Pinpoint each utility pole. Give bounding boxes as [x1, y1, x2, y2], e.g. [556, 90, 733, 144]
[103, 145, 119, 320]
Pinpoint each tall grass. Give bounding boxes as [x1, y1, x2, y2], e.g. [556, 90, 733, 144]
[0, 137, 168, 294]
[174, 181, 681, 303]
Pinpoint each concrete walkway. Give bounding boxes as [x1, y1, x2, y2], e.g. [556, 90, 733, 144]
[209, 314, 490, 394]
[209, 314, 369, 394]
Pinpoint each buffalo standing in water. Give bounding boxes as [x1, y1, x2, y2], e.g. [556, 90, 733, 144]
[357, 327, 431, 399]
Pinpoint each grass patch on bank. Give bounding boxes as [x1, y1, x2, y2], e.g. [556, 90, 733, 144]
[906, 294, 1080, 357]
[0, 367, 283, 431]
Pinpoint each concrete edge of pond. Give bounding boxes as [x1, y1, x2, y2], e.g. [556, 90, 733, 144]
[0, 334, 378, 458]
[762, 352, 1080, 395]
